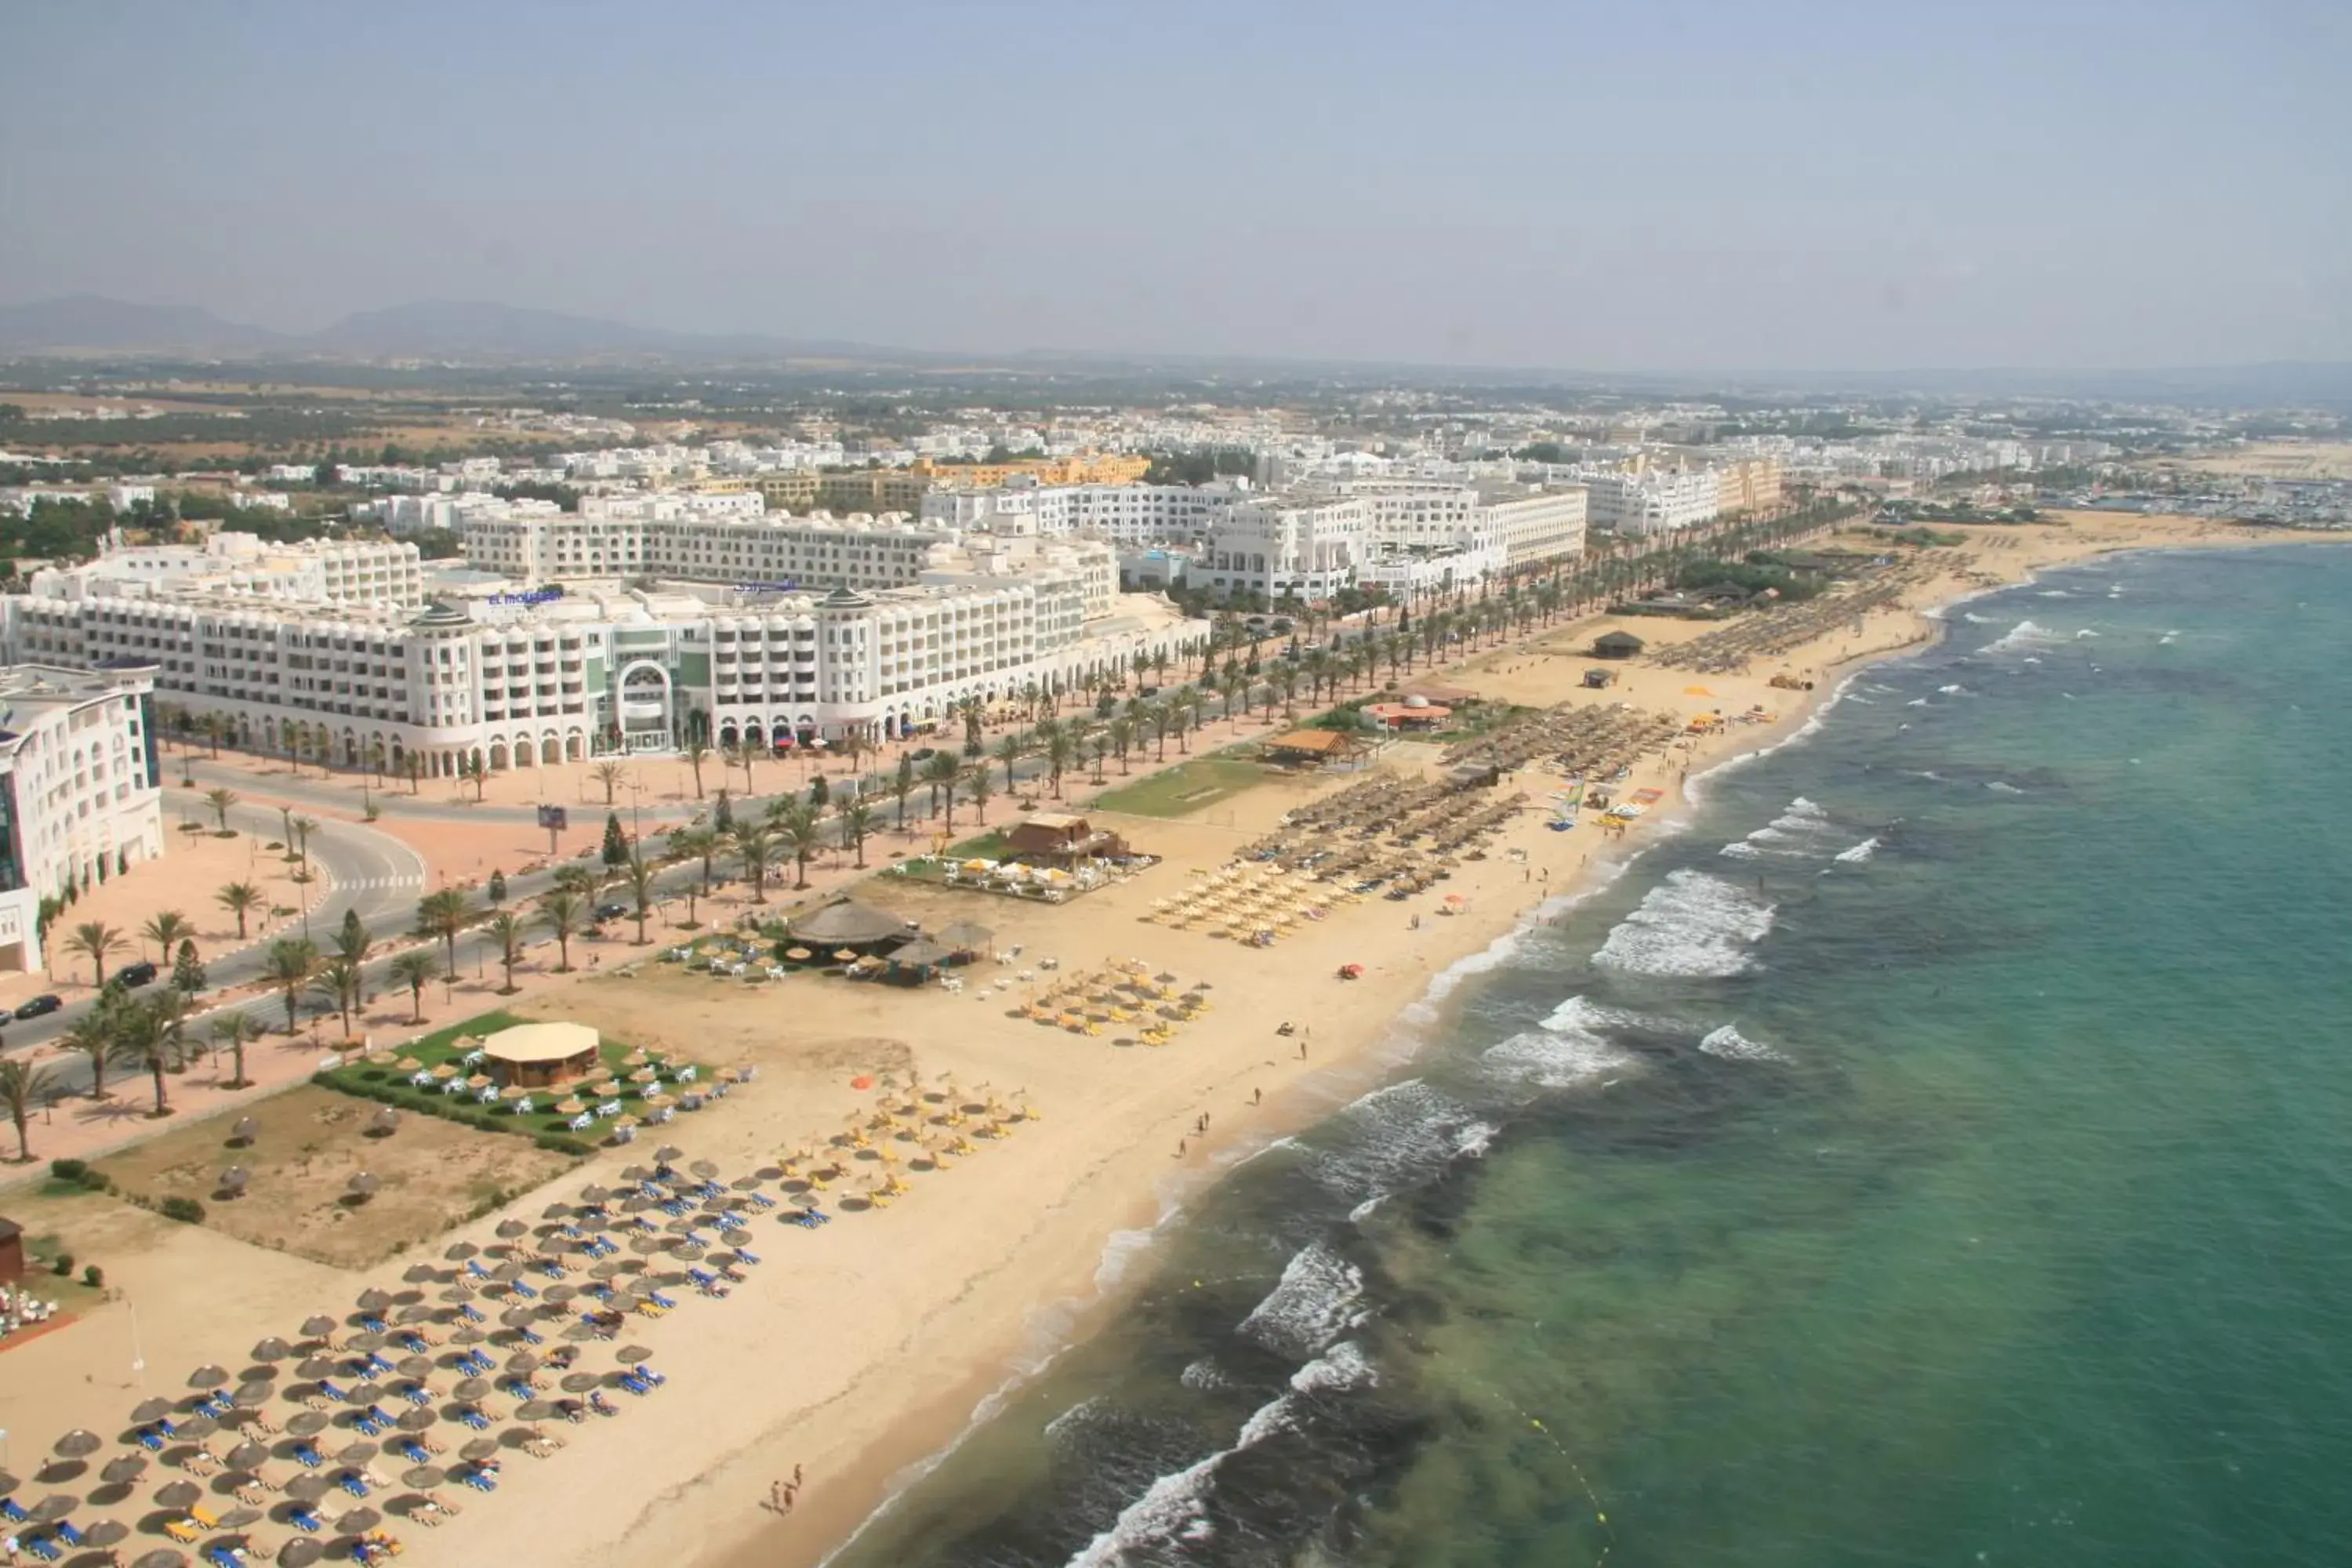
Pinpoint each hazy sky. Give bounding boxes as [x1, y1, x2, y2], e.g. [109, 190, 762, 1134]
[3, 0, 2347, 372]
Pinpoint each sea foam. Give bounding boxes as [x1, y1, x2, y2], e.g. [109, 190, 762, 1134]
[1699, 1023, 1790, 1064]
[1593, 869, 1776, 978]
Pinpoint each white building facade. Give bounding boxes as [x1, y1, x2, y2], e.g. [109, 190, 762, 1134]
[1, 547, 1200, 776]
[0, 663, 165, 974]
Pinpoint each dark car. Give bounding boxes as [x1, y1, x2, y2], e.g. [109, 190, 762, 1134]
[13, 993, 64, 1019]
[116, 960, 159, 988]
[594, 902, 630, 922]
[909, 746, 938, 760]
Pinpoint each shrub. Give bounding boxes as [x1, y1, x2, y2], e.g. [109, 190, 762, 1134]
[78, 1166, 111, 1192]
[535, 1133, 593, 1156]
[49, 1157, 87, 1182]
[159, 1196, 206, 1225]
[82, 1264, 103, 1287]
[53, 1252, 74, 1276]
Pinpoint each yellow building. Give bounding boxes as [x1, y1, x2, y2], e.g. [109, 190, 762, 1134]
[755, 469, 934, 514]
[816, 469, 935, 513]
[755, 471, 819, 511]
[1713, 456, 1784, 517]
[912, 452, 1151, 489]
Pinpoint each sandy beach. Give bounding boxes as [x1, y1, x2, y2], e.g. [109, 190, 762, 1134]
[0, 512, 2323, 1568]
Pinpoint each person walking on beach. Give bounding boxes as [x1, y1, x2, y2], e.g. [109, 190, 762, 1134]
[793, 1462, 804, 1488]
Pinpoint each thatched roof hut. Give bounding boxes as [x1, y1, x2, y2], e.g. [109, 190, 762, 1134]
[786, 899, 916, 949]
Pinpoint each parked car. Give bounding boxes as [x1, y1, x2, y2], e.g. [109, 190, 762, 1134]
[116, 960, 159, 988]
[909, 746, 938, 761]
[13, 993, 64, 1018]
[594, 902, 630, 922]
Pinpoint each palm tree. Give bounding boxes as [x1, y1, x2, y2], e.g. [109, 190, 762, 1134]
[620, 849, 657, 943]
[105, 996, 176, 1114]
[993, 733, 1028, 793]
[1046, 728, 1075, 799]
[311, 959, 364, 1039]
[204, 786, 239, 832]
[683, 741, 711, 799]
[537, 890, 587, 972]
[65, 921, 125, 988]
[61, 1010, 115, 1098]
[199, 711, 227, 757]
[387, 949, 437, 1025]
[731, 824, 776, 903]
[209, 1011, 259, 1088]
[486, 911, 526, 993]
[0, 1054, 61, 1160]
[891, 755, 917, 829]
[416, 888, 473, 975]
[921, 750, 960, 823]
[1107, 716, 1136, 775]
[775, 803, 822, 888]
[592, 760, 626, 804]
[838, 798, 875, 869]
[141, 910, 194, 964]
[669, 826, 719, 897]
[963, 761, 995, 825]
[458, 750, 488, 800]
[265, 938, 318, 1034]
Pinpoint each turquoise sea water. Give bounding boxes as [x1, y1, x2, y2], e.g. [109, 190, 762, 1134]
[827, 546, 2352, 1568]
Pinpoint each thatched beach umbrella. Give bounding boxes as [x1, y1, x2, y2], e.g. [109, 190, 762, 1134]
[336, 1440, 379, 1467]
[225, 1441, 271, 1472]
[454, 1377, 492, 1402]
[355, 1287, 391, 1313]
[494, 1219, 527, 1240]
[284, 1474, 330, 1503]
[278, 1537, 324, 1568]
[176, 1415, 219, 1442]
[396, 1409, 436, 1434]
[458, 1438, 501, 1465]
[616, 1345, 653, 1365]
[285, 1413, 328, 1439]
[232, 1116, 260, 1142]
[132, 1550, 189, 1568]
[101, 1454, 148, 1486]
[132, 1397, 175, 1425]
[154, 1479, 202, 1511]
[403, 1465, 445, 1490]
[234, 1381, 274, 1408]
[52, 1431, 100, 1459]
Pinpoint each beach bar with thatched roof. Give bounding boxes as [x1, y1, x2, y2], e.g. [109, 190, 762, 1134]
[786, 898, 919, 953]
[482, 1021, 601, 1091]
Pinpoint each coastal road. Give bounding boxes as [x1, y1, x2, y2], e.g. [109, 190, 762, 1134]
[1, 804, 426, 1073]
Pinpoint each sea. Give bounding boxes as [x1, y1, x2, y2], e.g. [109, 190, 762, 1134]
[822, 544, 2352, 1568]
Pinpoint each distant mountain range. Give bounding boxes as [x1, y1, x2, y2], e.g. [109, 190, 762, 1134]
[0, 295, 903, 364]
[2, 294, 2348, 407]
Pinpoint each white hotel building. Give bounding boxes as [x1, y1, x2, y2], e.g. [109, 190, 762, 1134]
[0, 663, 165, 975]
[921, 482, 1246, 543]
[1, 531, 1199, 778]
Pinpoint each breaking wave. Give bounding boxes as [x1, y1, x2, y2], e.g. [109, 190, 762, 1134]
[1698, 1023, 1790, 1064]
[1592, 870, 1777, 978]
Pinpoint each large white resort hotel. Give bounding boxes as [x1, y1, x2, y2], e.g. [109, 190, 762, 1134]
[0, 512, 1204, 779]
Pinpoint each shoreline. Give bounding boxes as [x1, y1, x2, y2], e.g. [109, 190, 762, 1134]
[733, 521, 2342, 1568]
[707, 535, 2051, 1568]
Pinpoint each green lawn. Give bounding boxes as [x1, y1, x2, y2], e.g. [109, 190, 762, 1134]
[314, 1010, 710, 1151]
[1090, 753, 1272, 818]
